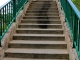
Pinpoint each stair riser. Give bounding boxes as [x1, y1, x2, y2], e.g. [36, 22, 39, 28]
[25, 13, 59, 16]
[23, 17, 60, 20]
[9, 44, 67, 49]
[31, 2, 56, 3]
[13, 36, 65, 41]
[30, 5, 57, 7]
[16, 30, 63, 34]
[26, 11, 59, 13]
[31, 2, 56, 4]
[28, 8, 58, 10]
[21, 20, 61, 24]
[29, 5, 57, 7]
[18, 25, 62, 29]
[5, 53, 69, 59]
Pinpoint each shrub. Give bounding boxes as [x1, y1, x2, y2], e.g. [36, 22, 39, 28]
[72, 0, 80, 11]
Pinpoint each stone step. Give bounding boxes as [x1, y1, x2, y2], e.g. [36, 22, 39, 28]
[33, 0, 54, 1]
[21, 19, 61, 24]
[26, 10, 59, 13]
[27, 10, 58, 11]
[9, 40, 67, 49]
[3, 58, 68, 60]
[28, 7, 58, 10]
[16, 28, 63, 34]
[25, 13, 59, 16]
[32, 1, 55, 2]
[18, 24, 62, 29]
[13, 34, 65, 41]
[23, 16, 60, 20]
[31, 2, 56, 4]
[29, 5, 57, 7]
[5, 48, 69, 59]
[21, 18, 60, 21]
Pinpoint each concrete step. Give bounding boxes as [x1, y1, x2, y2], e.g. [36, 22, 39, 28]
[28, 7, 58, 10]
[31, 2, 56, 4]
[30, 3, 57, 5]
[3, 58, 68, 60]
[20, 18, 60, 21]
[5, 48, 69, 59]
[29, 5, 57, 7]
[16, 28, 63, 34]
[32, 0, 54, 1]
[28, 10, 58, 12]
[9, 40, 67, 49]
[25, 13, 59, 16]
[23, 16, 60, 20]
[21, 19, 61, 24]
[32, 1, 55, 2]
[13, 34, 65, 41]
[18, 24, 62, 29]
[26, 10, 59, 13]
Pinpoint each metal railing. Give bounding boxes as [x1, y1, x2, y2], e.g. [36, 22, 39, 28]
[0, 0, 28, 46]
[59, 0, 80, 59]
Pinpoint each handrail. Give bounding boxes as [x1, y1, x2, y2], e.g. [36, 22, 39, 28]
[0, 0, 28, 46]
[59, 0, 80, 59]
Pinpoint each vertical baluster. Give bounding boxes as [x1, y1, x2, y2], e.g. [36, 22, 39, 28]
[3, 8, 5, 33]
[7, 4, 9, 25]
[4, 6, 6, 30]
[0, 10, 2, 45]
[79, 21, 80, 58]
[8, 3, 10, 24]
[13, 0, 16, 21]
[0, 9, 2, 37]
[9, 2, 11, 24]
[11, 2, 13, 20]
[73, 15, 78, 47]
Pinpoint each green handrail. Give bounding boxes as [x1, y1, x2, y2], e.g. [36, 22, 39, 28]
[59, 0, 80, 59]
[0, 0, 28, 46]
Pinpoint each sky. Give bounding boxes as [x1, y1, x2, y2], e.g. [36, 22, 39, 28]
[0, 0, 10, 8]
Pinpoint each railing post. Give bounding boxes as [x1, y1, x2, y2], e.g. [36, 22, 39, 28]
[0, 10, 2, 46]
[13, 0, 16, 22]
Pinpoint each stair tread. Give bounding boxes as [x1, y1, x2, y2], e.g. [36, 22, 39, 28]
[16, 28, 63, 30]
[25, 12, 59, 15]
[3, 58, 68, 60]
[21, 19, 61, 21]
[5, 48, 68, 54]
[24, 15, 60, 17]
[21, 19, 60, 21]
[13, 34, 64, 37]
[9, 40, 66, 44]
[26, 10, 58, 11]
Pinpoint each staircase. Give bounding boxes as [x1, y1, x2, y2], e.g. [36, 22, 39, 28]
[3, 0, 69, 60]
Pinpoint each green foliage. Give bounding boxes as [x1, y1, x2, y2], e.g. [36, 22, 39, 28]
[72, 0, 80, 11]
[0, 13, 13, 34]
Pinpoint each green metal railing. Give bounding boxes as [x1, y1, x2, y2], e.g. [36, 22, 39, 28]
[59, 0, 80, 59]
[0, 0, 28, 46]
